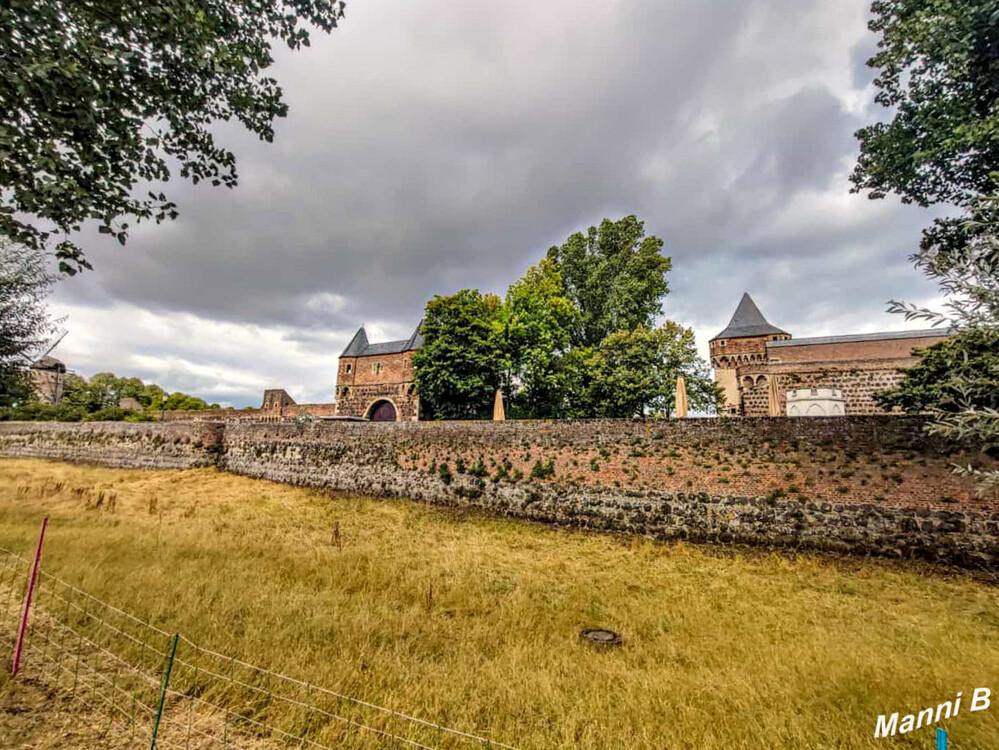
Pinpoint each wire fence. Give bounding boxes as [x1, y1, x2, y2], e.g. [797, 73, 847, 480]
[0, 544, 523, 750]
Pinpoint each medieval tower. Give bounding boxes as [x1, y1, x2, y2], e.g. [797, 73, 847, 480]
[710, 293, 951, 417]
[709, 293, 790, 415]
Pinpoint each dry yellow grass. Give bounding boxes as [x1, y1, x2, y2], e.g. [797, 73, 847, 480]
[0, 458, 998, 749]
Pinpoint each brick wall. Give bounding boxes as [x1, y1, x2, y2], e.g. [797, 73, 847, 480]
[220, 418, 998, 565]
[335, 351, 419, 420]
[155, 403, 340, 422]
[2, 417, 997, 566]
[766, 334, 949, 364]
[740, 364, 908, 417]
[709, 334, 772, 367]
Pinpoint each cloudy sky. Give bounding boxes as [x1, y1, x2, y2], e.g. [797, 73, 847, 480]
[48, 0, 945, 407]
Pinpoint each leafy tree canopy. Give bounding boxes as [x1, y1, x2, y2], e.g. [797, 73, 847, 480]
[496, 259, 581, 418]
[1, 0, 345, 273]
[412, 289, 503, 420]
[412, 217, 721, 420]
[546, 215, 672, 348]
[585, 323, 723, 419]
[0, 240, 56, 407]
[874, 327, 999, 413]
[851, 0, 999, 255]
[877, 195, 999, 495]
[60, 371, 216, 413]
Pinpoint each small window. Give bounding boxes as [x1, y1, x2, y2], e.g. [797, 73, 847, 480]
[345, 363, 352, 373]
[372, 362, 383, 375]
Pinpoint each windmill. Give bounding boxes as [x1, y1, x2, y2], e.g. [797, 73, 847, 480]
[28, 329, 69, 404]
[34, 329, 68, 363]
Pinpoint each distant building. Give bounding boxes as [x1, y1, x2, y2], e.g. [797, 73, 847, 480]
[710, 293, 951, 416]
[261, 389, 296, 412]
[334, 323, 423, 421]
[29, 356, 66, 405]
[119, 396, 143, 411]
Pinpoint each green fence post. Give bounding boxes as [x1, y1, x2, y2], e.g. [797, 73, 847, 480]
[151, 633, 179, 750]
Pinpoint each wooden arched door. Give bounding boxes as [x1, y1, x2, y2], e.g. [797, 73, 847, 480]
[368, 400, 397, 422]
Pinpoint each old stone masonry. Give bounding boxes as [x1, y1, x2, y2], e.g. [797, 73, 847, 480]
[709, 293, 951, 417]
[1, 416, 996, 568]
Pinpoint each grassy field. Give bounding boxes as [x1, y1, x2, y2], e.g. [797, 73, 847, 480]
[0, 458, 998, 749]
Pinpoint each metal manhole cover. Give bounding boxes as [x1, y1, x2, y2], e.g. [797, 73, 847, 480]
[579, 628, 623, 647]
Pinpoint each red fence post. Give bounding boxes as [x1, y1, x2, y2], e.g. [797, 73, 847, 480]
[11, 516, 48, 676]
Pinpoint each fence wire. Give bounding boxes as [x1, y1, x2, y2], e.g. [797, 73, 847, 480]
[0, 546, 522, 750]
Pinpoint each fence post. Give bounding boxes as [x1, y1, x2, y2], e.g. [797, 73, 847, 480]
[151, 633, 179, 750]
[11, 516, 48, 677]
[937, 728, 948, 750]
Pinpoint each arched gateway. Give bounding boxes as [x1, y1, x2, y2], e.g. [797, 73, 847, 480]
[367, 399, 398, 422]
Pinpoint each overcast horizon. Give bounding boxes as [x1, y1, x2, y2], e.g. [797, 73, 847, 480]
[45, 0, 946, 408]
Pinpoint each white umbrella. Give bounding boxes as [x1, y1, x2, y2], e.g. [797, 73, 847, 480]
[767, 376, 782, 417]
[493, 388, 506, 421]
[675, 376, 689, 418]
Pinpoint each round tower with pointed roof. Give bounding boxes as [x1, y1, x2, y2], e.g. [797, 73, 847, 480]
[709, 293, 791, 415]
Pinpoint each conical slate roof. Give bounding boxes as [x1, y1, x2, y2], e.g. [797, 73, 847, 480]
[711, 293, 788, 341]
[341, 327, 370, 357]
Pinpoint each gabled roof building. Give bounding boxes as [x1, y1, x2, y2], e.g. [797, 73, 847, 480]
[334, 322, 423, 422]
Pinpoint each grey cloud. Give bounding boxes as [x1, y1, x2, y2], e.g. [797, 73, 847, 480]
[47, 0, 943, 405]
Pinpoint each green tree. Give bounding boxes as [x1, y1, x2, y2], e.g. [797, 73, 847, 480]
[87, 372, 127, 410]
[497, 259, 581, 418]
[585, 323, 722, 418]
[851, 0, 999, 255]
[874, 328, 999, 413]
[59, 371, 213, 415]
[141, 383, 168, 409]
[61, 373, 97, 412]
[413, 290, 503, 420]
[877, 196, 999, 496]
[161, 392, 214, 411]
[546, 216, 672, 347]
[0, 240, 56, 406]
[1, 0, 345, 273]
[656, 321, 726, 416]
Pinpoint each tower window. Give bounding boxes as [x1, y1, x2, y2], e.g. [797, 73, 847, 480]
[372, 362, 383, 375]
[345, 363, 352, 373]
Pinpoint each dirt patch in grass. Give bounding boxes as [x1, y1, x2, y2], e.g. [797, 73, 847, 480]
[0, 675, 132, 749]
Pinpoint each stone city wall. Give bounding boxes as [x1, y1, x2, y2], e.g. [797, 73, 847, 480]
[0, 421, 222, 470]
[155, 403, 341, 422]
[1, 417, 997, 566]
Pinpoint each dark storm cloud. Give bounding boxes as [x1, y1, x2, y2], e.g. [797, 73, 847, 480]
[48, 0, 944, 405]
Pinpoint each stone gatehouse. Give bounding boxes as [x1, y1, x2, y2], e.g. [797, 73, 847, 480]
[710, 293, 952, 417]
[333, 323, 422, 421]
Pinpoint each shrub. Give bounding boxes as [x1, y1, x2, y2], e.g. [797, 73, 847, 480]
[438, 462, 453, 485]
[83, 407, 132, 422]
[765, 488, 786, 504]
[530, 459, 556, 480]
[2, 402, 86, 421]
